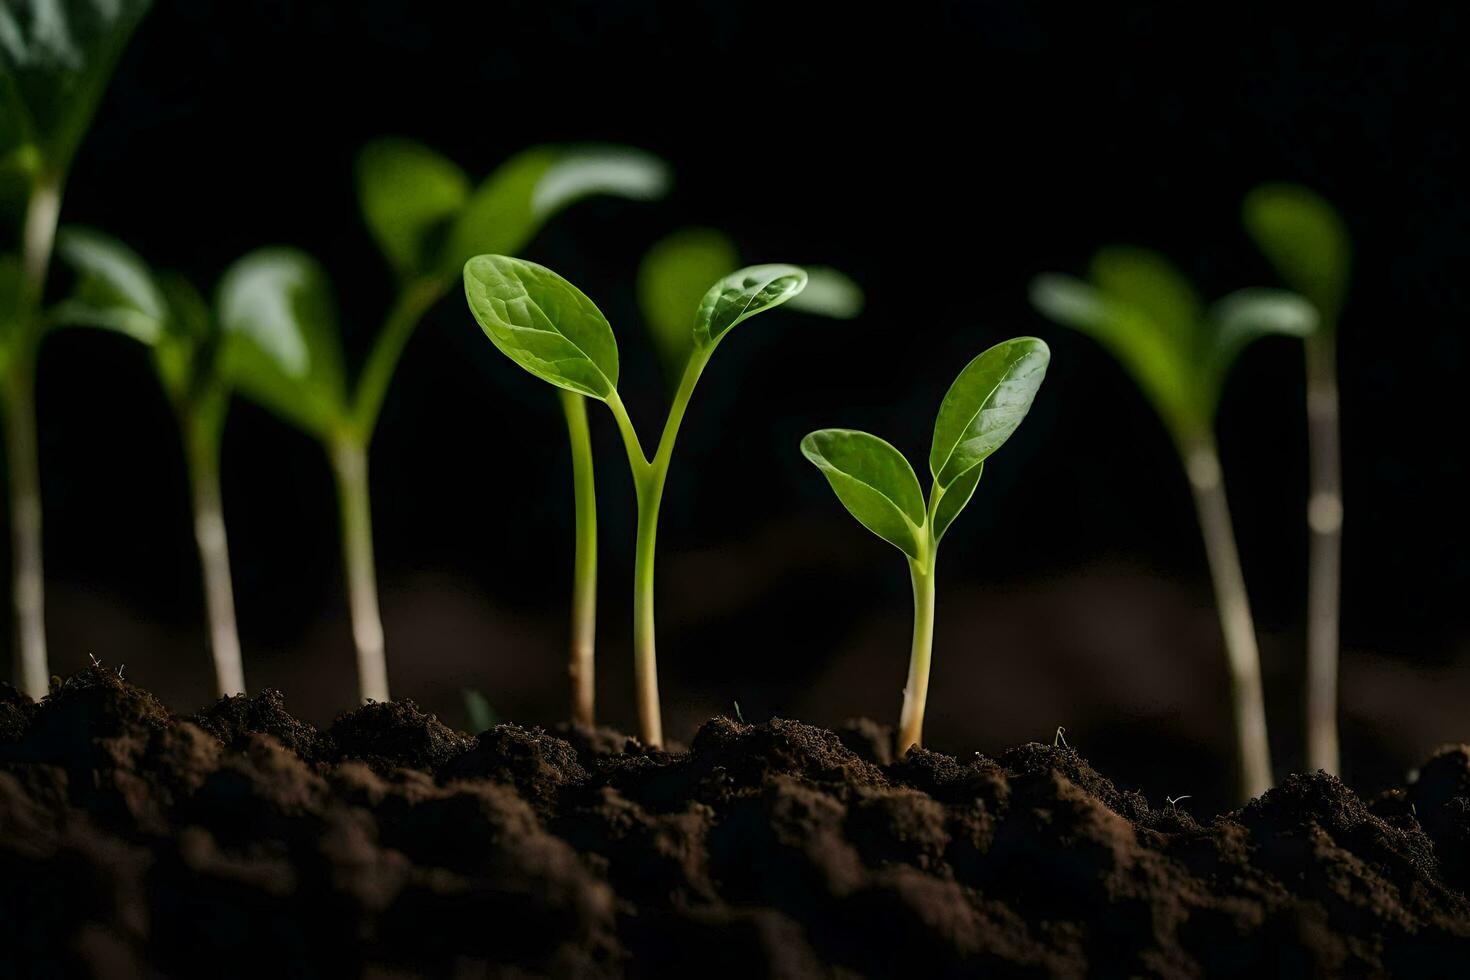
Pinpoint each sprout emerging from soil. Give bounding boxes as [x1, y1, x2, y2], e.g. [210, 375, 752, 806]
[1243, 184, 1352, 777]
[0, 0, 152, 698]
[464, 256, 807, 746]
[1031, 248, 1317, 798]
[801, 338, 1050, 756]
[213, 143, 666, 705]
[52, 229, 244, 695]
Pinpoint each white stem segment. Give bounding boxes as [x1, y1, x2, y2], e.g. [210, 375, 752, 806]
[1304, 333, 1342, 775]
[1185, 437, 1273, 800]
[897, 557, 937, 756]
[560, 390, 597, 728]
[185, 414, 244, 696]
[332, 438, 388, 703]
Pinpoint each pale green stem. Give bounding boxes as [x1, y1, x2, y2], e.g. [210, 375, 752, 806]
[352, 277, 448, 438]
[604, 351, 709, 748]
[559, 389, 598, 727]
[1182, 434, 1272, 800]
[897, 489, 942, 757]
[183, 408, 244, 696]
[330, 436, 388, 703]
[1304, 331, 1342, 775]
[7, 174, 61, 699]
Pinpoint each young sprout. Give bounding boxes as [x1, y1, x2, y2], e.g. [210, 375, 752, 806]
[463, 256, 807, 746]
[51, 228, 245, 695]
[1243, 184, 1352, 776]
[0, 0, 152, 697]
[801, 338, 1050, 756]
[218, 143, 666, 705]
[1031, 248, 1317, 799]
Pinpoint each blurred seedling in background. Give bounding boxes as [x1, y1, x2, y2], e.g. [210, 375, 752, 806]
[0, 0, 153, 698]
[1030, 248, 1316, 799]
[52, 228, 245, 695]
[464, 256, 806, 747]
[801, 337, 1050, 756]
[1243, 184, 1352, 777]
[216, 143, 666, 704]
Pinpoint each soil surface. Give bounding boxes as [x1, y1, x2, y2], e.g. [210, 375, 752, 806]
[3, 667, 1470, 977]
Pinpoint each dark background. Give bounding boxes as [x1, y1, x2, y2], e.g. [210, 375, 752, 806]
[4, 0, 1466, 811]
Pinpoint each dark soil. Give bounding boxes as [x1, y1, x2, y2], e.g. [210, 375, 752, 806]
[3, 667, 1470, 977]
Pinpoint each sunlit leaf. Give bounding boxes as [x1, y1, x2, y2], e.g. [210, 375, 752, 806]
[1243, 183, 1350, 325]
[693, 264, 807, 348]
[929, 337, 1049, 487]
[801, 428, 925, 559]
[356, 138, 470, 279]
[785, 265, 864, 319]
[532, 145, 669, 217]
[637, 227, 739, 376]
[462, 254, 619, 399]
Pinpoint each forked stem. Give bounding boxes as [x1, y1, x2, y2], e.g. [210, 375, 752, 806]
[331, 436, 388, 703]
[559, 390, 598, 727]
[1183, 435, 1272, 800]
[184, 408, 244, 696]
[1304, 332, 1342, 775]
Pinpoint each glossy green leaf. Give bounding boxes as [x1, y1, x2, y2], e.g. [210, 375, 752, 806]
[356, 138, 470, 279]
[0, 0, 152, 170]
[1242, 183, 1350, 325]
[785, 266, 864, 319]
[929, 337, 1049, 488]
[637, 227, 739, 376]
[51, 225, 165, 343]
[933, 460, 982, 543]
[462, 254, 619, 399]
[217, 247, 346, 437]
[693, 264, 807, 348]
[801, 428, 925, 560]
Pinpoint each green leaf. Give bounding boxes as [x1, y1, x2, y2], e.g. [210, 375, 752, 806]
[693, 264, 807, 348]
[637, 227, 739, 377]
[801, 428, 925, 560]
[442, 145, 668, 277]
[1202, 287, 1317, 405]
[153, 272, 212, 397]
[0, 253, 21, 367]
[356, 138, 470, 279]
[1089, 246, 1201, 340]
[929, 337, 1049, 487]
[1242, 183, 1350, 326]
[50, 225, 165, 343]
[933, 460, 982, 543]
[462, 254, 619, 399]
[785, 266, 864, 319]
[0, 0, 152, 170]
[216, 247, 347, 437]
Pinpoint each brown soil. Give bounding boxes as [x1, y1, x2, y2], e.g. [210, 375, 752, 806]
[2, 666, 1469, 977]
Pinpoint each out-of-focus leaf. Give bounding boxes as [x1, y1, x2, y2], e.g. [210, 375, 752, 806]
[801, 428, 925, 560]
[785, 265, 864, 319]
[50, 225, 165, 342]
[637, 227, 739, 375]
[1243, 183, 1350, 326]
[357, 138, 470, 279]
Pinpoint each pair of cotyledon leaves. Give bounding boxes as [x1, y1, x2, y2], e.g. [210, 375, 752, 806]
[462, 254, 809, 402]
[801, 338, 1051, 561]
[1030, 247, 1317, 443]
[47, 141, 669, 439]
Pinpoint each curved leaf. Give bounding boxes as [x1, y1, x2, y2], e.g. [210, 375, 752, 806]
[933, 460, 982, 543]
[694, 264, 807, 348]
[1242, 183, 1350, 325]
[929, 337, 1049, 487]
[0, 0, 152, 169]
[531, 145, 670, 217]
[785, 266, 864, 319]
[356, 138, 469, 279]
[51, 225, 165, 342]
[462, 254, 619, 399]
[1089, 246, 1201, 342]
[1202, 288, 1317, 406]
[801, 428, 925, 560]
[217, 247, 346, 437]
[637, 227, 739, 377]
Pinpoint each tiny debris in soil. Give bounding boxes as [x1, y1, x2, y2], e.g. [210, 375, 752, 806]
[2, 665, 1470, 977]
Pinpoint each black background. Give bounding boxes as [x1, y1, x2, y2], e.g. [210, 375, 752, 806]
[4, 0, 1467, 810]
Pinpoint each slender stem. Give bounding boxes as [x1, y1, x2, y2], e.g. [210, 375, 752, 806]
[5, 175, 62, 699]
[896, 489, 941, 757]
[559, 389, 597, 727]
[183, 407, 244, 696]
[351, 277, 447, 438]
[1303, 332, 1342, 775]
[330, 435, 388, 703]
[1182, 435, 1272, 800]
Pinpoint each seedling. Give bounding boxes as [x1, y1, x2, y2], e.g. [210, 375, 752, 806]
[1030, 247, 1316, 799]
[219, 142, 666, 704]
[801, 338, 1050, 756]
[464, 255, 807, 746]
[51, 227, 245, 694]
[1243, 184, 1352, 776]
[0, 0, 151, 697]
